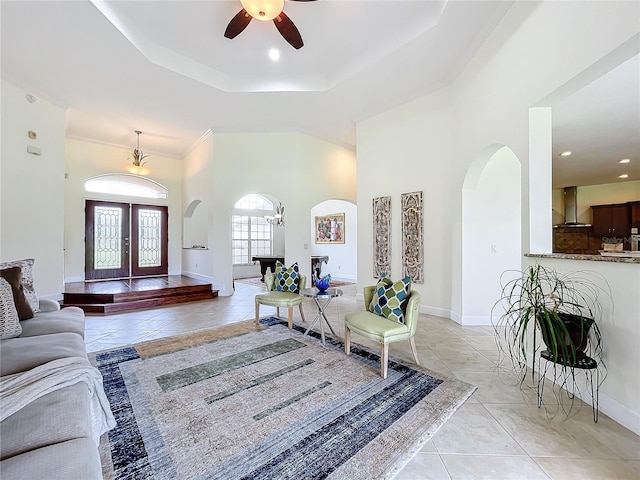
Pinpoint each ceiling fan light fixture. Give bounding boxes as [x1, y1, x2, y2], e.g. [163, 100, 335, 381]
[269, 48, 280, 61]
[240, 0, 284, 21]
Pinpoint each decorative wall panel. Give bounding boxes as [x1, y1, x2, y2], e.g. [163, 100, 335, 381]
[372, 196, 391, 277]
[401, 191, 423, 283]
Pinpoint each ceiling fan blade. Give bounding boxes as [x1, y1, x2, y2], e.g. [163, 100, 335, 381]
[288, 0, 318, 2]
[224, 9, 252, 39]
[273, 12, 303, 49]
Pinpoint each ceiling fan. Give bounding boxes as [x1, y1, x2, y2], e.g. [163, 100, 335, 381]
[224, 0, 317, 50]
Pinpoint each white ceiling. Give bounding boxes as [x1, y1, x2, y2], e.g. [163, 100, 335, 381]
[1, 1, 638, 187]
[551, 53, 640, 188]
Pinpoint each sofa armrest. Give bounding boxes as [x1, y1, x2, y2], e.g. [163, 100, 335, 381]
[38, 298, 61, 312]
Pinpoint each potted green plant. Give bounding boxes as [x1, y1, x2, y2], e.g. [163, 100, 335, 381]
[492, 263, 608, 387]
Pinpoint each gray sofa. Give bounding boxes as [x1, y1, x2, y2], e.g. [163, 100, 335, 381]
[0, 300, 106, 479]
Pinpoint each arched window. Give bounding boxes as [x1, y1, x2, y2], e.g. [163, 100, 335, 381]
[234, 194, 273, 210]
[232, 194, 274, 265]
[84, 174, 168, 199]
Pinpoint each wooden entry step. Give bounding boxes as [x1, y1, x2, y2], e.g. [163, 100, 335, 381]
[61, 275, 218, 315]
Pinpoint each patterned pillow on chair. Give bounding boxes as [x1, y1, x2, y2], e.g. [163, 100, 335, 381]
[368, 275, 412, 323]
[274, 261, 301, 293]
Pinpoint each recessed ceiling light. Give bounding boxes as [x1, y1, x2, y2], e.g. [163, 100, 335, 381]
[619, 158, 631, 164]
[269, 48, 280, 61]
[559, 151, 572, 157]
[618, 174, 629, 179]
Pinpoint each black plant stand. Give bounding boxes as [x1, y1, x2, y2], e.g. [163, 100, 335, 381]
[537, 350, 599, 422]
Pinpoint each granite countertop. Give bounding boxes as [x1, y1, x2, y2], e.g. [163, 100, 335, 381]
[526, 253, 640, 264]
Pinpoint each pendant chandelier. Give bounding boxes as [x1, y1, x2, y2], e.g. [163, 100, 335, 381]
[265, 202, 285, 227]
[125, 130, 151, 176]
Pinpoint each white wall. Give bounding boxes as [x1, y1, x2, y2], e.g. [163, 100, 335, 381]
[358, 0, 639, 318]
[357, 89, 455, 309]
[310, 199, 357, 282]
[356, 0, 639, 431]
[181, 131, 215, 283]
[525, 256, 640, 435]
[185, 131, 356, 295]
[64, 137, 183, 282]
[462, 147, 521, 324]
[1, 80, 66, 298]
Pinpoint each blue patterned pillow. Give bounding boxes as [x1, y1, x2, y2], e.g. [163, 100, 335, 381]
[368, 275, 411, 323]
[274, 261, 300, 293]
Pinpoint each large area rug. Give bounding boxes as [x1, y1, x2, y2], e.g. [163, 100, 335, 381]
[92, 317, 475, 479]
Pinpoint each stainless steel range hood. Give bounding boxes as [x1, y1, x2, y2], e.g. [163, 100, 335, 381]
[559, 186, 591, 226]
[564, 186, 579, 224]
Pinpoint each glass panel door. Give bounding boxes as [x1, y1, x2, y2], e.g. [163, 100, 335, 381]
[84, 201, 168, 280]
[85, 200, 130, 280]
[131, 204, 168, 277]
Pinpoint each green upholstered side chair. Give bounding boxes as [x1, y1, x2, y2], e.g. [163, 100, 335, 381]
[255, 271, 307, 329]
[344, 285, 421, 378]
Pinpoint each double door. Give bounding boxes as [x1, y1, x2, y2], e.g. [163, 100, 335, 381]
[85, 200, 168, 280]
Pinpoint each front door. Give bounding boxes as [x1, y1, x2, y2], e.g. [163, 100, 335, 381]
[85, 200, 168, 280]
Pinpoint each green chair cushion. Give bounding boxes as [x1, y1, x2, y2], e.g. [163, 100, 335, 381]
[255, 291, 304, 308]
[344, 311, 413, 344]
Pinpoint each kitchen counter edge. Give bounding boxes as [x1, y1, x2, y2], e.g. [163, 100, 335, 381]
[525, 253, 640, 264]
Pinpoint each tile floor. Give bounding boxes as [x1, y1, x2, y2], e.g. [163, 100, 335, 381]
[85, 282, 640, 480]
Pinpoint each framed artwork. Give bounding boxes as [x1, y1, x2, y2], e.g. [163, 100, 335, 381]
[401, 191, 424, 283]
[315, 213, 345, 244]
[372, 196, 391, 277]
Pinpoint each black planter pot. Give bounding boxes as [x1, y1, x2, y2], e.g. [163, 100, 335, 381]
[536, 312, 595, 365]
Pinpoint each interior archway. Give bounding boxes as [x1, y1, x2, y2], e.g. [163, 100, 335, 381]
[461, 145, 521, 325]
[310, 199, 357, 283]
[231, 193, 284, 281]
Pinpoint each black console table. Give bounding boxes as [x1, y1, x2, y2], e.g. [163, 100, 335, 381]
[252, 256, 285, 281]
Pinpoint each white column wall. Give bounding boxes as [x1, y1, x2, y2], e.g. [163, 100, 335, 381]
[1, 80, 66, 298]
[196, 132, 356, 295]
[181, 131, 215, 283]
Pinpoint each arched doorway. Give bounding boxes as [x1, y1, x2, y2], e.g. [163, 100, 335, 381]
[461, 145, 521, 324]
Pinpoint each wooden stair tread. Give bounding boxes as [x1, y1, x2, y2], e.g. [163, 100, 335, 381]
[61, 275, 217, 315]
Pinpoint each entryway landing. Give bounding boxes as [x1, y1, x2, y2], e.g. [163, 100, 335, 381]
[62, 275, 217, 314]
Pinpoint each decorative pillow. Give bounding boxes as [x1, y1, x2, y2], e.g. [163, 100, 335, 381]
[274, 261, 300, 293]
[0, 258, 38, 312]
[0, 267, 34, 320]
[368, 275, 412, 323]
[0, 277, 22, 339]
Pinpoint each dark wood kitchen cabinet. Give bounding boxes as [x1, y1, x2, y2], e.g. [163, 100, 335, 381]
[630, 201, 640, 228]
[591, 204, 631, 237]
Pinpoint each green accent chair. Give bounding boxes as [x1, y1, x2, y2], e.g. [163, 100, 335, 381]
[344, 285, 421, 378]
[255, 271, 307, 329]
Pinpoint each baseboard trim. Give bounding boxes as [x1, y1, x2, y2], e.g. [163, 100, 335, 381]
[598, 392, 640, 436]
[181, 271, 231, 296]
[533, 353, 640, 435]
